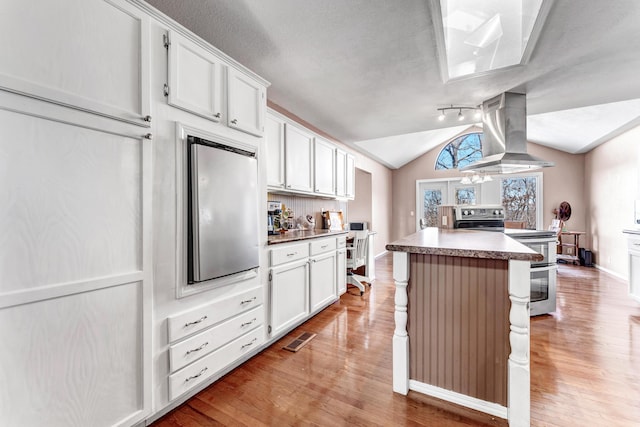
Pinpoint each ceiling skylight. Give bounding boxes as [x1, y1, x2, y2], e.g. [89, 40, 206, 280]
[434, 0, 551, 80]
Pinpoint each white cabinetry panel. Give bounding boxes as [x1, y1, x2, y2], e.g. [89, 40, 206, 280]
[346, 153, 356, 199]
[314, 137, 336, 196]
[284, 124, 314, 193]
[310, 251, 337, 313]
[0, 109, 142, 296]
[0, 0, 150, 126]
[335, 148, 347, 198]
[265, 114, 285, 188]
[270, 259, 309, 336]
[167, 30, 224, 122]
[0, 282, 144, 427]
[228, 68, 265, 137]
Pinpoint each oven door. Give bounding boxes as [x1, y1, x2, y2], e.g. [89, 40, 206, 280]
[519, 237, 557, 267]
[530, 265, 557, 316]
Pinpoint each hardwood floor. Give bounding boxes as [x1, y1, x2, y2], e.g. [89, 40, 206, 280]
[152, 255, 640, 427]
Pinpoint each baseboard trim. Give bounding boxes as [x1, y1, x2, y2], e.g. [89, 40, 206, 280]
[408, 380, 508, 420]
[594, 264, 627, 281]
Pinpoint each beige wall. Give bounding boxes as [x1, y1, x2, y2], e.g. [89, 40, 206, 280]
[391, 135, 587, 242]
[268, 101, 393, 256]
[348, 168, 373, 225]
[585, 125, 640, 278]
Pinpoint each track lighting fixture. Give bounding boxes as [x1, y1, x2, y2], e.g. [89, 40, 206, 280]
[436, 105, 481, 122]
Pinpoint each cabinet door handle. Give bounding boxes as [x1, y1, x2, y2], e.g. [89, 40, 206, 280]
[143, 115, 152, 122]
[185, 342, 209, 355]
[241, 318, 257, 327]
[185, 367, 208, 382]
[231, 119, 238, 124]
[240, 297, 257, 305]
[214, 112, 221, 118]
[241, 337, 257, 349]
[184, 316, 208, 327]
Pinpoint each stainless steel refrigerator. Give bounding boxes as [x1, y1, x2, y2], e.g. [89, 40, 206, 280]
[187, 135, 259, 283]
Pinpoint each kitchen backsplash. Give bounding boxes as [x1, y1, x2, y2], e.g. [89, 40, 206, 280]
[267, 193, 348, 229]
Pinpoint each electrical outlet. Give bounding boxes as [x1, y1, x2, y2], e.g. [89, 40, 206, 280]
[442, 216, 448, 226]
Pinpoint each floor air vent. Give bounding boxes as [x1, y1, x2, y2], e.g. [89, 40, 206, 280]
[283, 332, 316, 352]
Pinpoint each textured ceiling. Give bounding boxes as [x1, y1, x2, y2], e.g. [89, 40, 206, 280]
[146, 0, 640, 168]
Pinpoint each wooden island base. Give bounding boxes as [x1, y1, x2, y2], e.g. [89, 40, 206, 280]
[387, 229, 541, 427]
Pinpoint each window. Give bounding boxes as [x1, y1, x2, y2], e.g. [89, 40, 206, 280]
[423, 188, 443, 227]
[455, 187, 476, 205]
[435, 132, 483, 170]
[501, 175, 540, 229]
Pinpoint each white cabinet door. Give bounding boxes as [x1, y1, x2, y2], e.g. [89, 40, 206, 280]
[270, 259, 309, 336]
[337, 248, 347, 295]
[265, 114, 285, 189]
[314, 137, 336, 196]
[167, 30, 224, 122]
[228, 68, 265, 137]
[0, 0, 150, 126]
[285, 124, 314, 193]
[310, 251, 337, 313]
[335, 148, 347, 198]
[345, 153, 356, 200]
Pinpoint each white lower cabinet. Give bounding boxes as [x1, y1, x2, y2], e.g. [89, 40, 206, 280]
[626, 233, 640, 302]
[169, 326, 264, 401]
[337, 237, 347, 295]
[166, 286, 264, 401]
[269, 237, 341, 338]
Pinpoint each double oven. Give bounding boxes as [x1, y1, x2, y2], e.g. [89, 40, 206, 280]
[450, 205, 558, 316]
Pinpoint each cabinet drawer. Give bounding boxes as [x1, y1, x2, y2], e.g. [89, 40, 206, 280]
[628, 236, 640, 252]
[167, 286, 262, 343]
[310, 238, 337, 256]
[271, 243, 309, 266]
[169, 326, 264, 401]
[337, 236, 347, 249]
[169, 305, 263, 372]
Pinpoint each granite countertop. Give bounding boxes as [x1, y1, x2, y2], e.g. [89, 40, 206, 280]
[267, 229, 349, 245]
[386, 228, 543, 261]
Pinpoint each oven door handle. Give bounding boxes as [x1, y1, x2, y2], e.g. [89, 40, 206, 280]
[530, 264, 558, 273]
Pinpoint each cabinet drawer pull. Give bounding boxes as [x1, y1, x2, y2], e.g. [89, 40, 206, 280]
[214, 112, 221, 118]
[184, 316, 208, 327]
[241, 338, 257, 349]
[240, 297, 257, 305]
[185, 342, 209, 355]
[231, 119, 238, 124]
[143, 115, 152, 122]
[321, 244, 328, 249]
[185, 367, 208, 382]
[286, 252, 297, 257]
[241, 318, 257, 327]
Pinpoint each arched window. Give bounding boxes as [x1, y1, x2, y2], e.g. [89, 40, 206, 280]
[435, 132, 483, 170]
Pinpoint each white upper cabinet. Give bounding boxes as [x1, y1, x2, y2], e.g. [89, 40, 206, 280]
[345, 153, 356, 200]
[167, 30, 224, 122]
[266, 114, 286, 189]
[228, 68, 266, 137]
[285, 123, 314, 193]
[314, 137, 336, 196]
[166, 30, 267, 137]
[335, 148, 347, 198]
[0, 0, 150, 127]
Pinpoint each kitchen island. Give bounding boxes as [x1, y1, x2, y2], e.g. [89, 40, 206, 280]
[386, 228, 542, 427]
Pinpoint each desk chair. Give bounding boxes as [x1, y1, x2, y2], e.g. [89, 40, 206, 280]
[347, 231, 370, 296]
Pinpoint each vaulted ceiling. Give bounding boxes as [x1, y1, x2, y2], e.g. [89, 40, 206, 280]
[146, 0, 640, 168]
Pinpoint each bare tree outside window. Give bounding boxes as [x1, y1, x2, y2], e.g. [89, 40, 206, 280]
[435, 133, 483, 170]
[501, 177, 537, 229]
[456, 187, 476, 205]
[423, 189, 442, 227]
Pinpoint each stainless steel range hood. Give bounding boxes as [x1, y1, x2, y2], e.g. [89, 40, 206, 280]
[460, 92, 554, 174]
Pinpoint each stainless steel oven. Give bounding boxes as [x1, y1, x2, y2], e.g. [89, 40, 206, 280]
[505, 229, 558, 316]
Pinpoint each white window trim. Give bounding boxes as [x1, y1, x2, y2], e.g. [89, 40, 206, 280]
[499, 172, 544, 230]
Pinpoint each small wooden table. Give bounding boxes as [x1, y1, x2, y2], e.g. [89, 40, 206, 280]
[558, 231, 585, 265]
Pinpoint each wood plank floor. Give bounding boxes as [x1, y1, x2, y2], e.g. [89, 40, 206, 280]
[152, 254, 640, 427]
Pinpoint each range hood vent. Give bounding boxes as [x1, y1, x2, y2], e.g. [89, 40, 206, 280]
[460, 92, 554, 174]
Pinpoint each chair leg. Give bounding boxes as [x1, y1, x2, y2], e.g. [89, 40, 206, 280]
[347, 274, 365, 296]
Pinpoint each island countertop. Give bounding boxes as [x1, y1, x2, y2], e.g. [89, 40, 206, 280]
[267, 229, 349, 245]
[385, 227, 543, 262]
